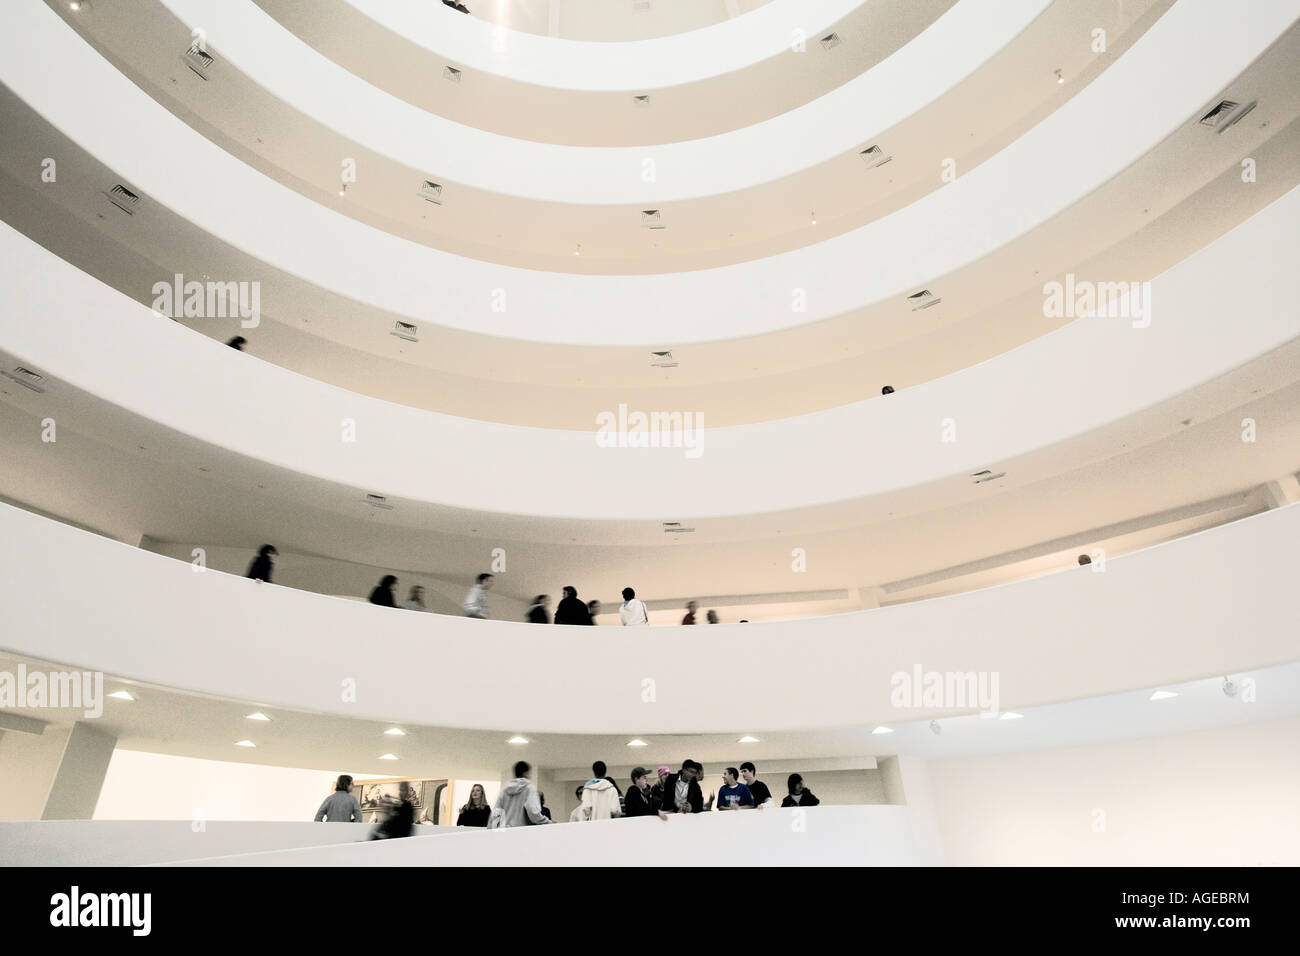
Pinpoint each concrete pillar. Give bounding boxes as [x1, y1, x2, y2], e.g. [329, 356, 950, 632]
[42, 721, 117, 820]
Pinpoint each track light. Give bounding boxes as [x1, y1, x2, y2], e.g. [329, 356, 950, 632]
[1054, 69, 1064, 84]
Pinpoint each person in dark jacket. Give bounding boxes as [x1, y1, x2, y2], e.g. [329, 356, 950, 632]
[587, 600, 602, 623]
[659, 760, 704, 814]
[369, 575, 398, 607]
[246, 544, 277, 583]
[226, 336, 247, 350]
[781, 773, 820, 807]
[538, 792, 552, 820]
[624, 767, 660, 817]
[527, 595, 551, 623]
[370, 782, 415, 839]
[554, 586, 592, 625]
[456, 783, 491, 827]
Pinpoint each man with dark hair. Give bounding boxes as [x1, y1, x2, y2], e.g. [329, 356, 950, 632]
[491, 760, 550, 827]
[624, 768, 660, 817]
[681, 600, 698, 625]
[739, 762, 773, 807]
[659, 760, 703, 814]
[463, 572, 494, 619]
[781, 773, 821, 808]
[246, 544, 277, 583]
[717, 767, 755, 810]
[226, 336, 247, 350]
[555, 586, 592, 625]
[313, 774, 363, 822]
[619, 586, 648, 626]
[591, 760, 622, 796]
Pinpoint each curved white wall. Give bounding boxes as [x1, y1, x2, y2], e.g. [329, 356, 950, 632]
[156, 0, 1046, 203]
[2, 502, 1297, 735]
[340, 0, 868, 90]
[4, 0, 1294, 344]
[2, 186, 1297, 520]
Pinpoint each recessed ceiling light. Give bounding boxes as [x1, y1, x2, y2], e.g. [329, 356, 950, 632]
[1054, 68, 1064, 84]
[1149, 691, 1178, 701]
[235, 740, 255, 747]
[627, 739, 648, 747]
[871, 726, 894, 735]
[245, 712, 270, 721]
[507, 736, 529, 745]
[108, 690, 134, 701]
[379, 753, 398, 760]
[738, 735, 760, 744]
[999, 712, 1024, 720]
[384, 728, 406, 736]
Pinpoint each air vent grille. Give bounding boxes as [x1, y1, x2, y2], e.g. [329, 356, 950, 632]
[641, 209, 664, 229]
[365, 493, 394, 510]
[3, 367, 46, 393]
[650, 350, 677, 368]
[971, 469, 1007, 484]
[391, 320, 418, 342]
[633, 94, 650, 107]
[662, 521, 695, 534]
[418, 180, 443, 204]
[908, 289, 942, 311]
[443, 66, 462, 83]
[820, 32, 842, 50]
[1199, 98, 1256, 134]
[859, 144, 893, 169]
[106, 184, 140, 215]
[182, 44, 214, 79]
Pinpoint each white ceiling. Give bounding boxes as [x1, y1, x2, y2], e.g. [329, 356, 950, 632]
[6, 650, 1297, 778]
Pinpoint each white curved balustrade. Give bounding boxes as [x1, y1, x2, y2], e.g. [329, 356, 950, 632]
[157, 0, 1046, 203]
[5, 0, 1294, 344]
[2, 502, 1296, 736]
[339, 0, 867, 91]
[1, 185, 1297, 520]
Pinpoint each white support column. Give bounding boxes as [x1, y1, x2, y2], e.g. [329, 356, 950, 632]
[42, 721, 117, 820]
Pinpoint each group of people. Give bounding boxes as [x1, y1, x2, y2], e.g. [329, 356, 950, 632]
[314, 761, 821, 836]
[248, 549, 746, 625]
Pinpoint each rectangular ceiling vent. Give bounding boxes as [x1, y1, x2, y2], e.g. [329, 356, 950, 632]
[859, 144, 893, 169]
[181, 44, 214, 79]
[632, 94, 651, 107]
[640, 209, 664, 229]
[633, 0, 653, 11]
[443, 66, 462, 83]
[662, 521, 695, 534]
[106, 184, 140, 215]
[391, 320, 418, 342]
[971, 469, 1007, 484]
[4, 366, 46, 393]
[908, 289, 942, 311]
[364, 493, 394, 510]
[650, 349, 677, 368]
[820, 32, 843, 50]
[1198, 98, 1256, 134]
[418, 180, 444, 204]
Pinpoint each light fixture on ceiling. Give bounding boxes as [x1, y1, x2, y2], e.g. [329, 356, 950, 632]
[627, 739, 648, 747]
[1054, 68, 1064, 84]
[999, 712, 1024, 720]
[574, 243, 581, 256]
[929, 720, 941, 736]
[338, 183, 347, 197]
[107, 690, 134, 701]
[1222, 677, 1237, 698]
[385, 728, 406, 736]
[378, 753, 398, 760]
[1149, 690, 1178, 701]
[871, 726, 894, 735]
[738, 735, 760, 744]
[245, 712, 270, 721]
[507, 735, 529, 745]
[810, 211, 817, 225]
[235, 740, 256, 748]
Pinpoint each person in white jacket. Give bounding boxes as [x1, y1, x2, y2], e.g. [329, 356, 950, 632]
[619, 587, 649, 626]
[489, 761, 550, 828]
[573, 775, 622, 822]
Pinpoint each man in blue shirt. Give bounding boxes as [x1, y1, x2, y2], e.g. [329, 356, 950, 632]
[717, 767, 755, 810]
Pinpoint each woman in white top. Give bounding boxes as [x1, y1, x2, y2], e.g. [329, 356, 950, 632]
[619, 587, 649, 626]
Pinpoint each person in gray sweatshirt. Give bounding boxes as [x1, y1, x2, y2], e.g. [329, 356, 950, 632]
[490, 761, 551, 827]
[314, 774, 364, 822]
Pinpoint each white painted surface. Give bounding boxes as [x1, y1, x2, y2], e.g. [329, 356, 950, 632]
[0, 820, 447, 867]
[2, 186, 1297, 519]
[2, 502, 1297, 734]
[927, 715, 1300, 866]
[158, 0, 1044, 202]
[162, 805, 944, 866]
[2, 1, 1294, 342]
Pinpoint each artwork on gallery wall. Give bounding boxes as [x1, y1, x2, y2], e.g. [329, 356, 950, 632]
[349, 778, 448, 824]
